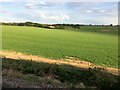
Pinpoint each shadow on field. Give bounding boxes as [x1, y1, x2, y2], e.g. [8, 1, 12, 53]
[2, 57, 120, 89]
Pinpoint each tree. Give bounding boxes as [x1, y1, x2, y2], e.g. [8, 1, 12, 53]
[25, 22, 34, 26]
[110, 24, 113, 26]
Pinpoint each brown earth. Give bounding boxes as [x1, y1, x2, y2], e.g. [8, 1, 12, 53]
[2, 77, 66, 88]
[3, 77, 48, 88]
[97, 29, 118, 33]
[98, 30, 112, 32]
[0, 51, 119, 75]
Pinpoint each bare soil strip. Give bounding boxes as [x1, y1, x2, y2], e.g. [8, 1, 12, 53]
[0, 51, 119, 75]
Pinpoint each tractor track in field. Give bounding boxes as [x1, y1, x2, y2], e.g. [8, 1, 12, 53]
[0, 51, 119, 75]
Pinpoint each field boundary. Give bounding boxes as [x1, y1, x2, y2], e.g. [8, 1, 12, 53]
[0, 51, 119, 75]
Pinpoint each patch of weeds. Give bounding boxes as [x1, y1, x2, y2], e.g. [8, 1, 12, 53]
[2, 58, 119, 89]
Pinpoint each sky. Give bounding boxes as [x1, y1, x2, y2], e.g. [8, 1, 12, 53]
[0, 1, 118, 25]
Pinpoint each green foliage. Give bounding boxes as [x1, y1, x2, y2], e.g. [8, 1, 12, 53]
[2, 58, 119, 89]
[65, 26, 118, 35]
[2, 26, 118, 67]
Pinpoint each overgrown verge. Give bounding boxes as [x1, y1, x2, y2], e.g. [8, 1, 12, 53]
[2, 58, 120, 89]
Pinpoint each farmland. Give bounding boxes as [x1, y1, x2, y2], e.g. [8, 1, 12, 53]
[2, 26, 118, 68]
[1, 1, 119, 89]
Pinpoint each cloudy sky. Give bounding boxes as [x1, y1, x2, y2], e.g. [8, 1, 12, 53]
[0, 1, 118, 25]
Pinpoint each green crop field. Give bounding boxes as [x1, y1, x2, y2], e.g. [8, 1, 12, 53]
[2, 26, 118, 68]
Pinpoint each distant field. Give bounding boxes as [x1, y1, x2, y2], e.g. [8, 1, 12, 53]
[65, 26, 118, 35]
[2, 26, 118, 67]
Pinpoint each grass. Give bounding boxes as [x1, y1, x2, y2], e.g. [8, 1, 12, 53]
[2, 26, 118, 67]
[2, 58, 119, 89]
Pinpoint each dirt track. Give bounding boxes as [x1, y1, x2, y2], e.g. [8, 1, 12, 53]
[0, 51, 119, 75]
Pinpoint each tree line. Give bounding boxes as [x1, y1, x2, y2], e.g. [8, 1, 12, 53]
[1, 22, 117, 29]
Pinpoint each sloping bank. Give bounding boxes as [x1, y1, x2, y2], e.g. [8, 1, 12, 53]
[1, 51, 120, 89]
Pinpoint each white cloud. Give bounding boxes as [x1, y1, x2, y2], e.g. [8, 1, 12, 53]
[39, 1, 46, 5]
[95, 16, 117, 25]
[25, 1, 47, 9]
[0, 0, 119, 2]
[86, 10, 92, 13]
[0, 0, 13, 2]
[39, 12, 70, 21]
[25, 3, 35, 9]
[99, 10, 106, 13]
[40, 12, 47, 19]
[0, 16, 26, 22]
[98, 17, 118, 25]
